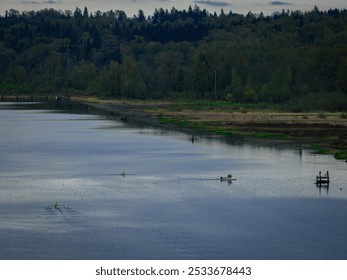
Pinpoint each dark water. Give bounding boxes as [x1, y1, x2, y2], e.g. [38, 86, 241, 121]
[1, 101, 346, 260]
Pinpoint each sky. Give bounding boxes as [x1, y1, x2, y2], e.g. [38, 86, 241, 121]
[0, 0, 346, 17]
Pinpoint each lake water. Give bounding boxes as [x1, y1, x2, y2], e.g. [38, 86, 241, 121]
[1, 101, 346, 260]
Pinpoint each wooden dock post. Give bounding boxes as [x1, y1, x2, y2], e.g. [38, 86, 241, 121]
[316, 170, 330, 185]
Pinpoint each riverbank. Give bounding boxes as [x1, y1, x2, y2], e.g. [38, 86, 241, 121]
[72, 97, 347, 161]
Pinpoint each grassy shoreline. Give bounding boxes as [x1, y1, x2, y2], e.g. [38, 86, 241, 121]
[73, 97, 347, 161]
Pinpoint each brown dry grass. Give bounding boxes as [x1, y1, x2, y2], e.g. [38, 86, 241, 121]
[74, 97, 347, 157]
[74, 97, 347, 127]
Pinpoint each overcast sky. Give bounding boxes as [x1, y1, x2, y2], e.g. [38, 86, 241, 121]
[1, 0, 346, 17]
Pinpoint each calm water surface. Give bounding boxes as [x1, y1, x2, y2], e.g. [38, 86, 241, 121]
[0, 102, 346, 259]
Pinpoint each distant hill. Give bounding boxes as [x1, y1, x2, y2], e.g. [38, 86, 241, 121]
[1, 6, 346, 110]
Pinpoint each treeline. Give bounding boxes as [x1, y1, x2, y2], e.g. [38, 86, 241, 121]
[1, 6, 347, 110]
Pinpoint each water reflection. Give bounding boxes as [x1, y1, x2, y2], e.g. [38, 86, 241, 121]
[316, 183, 330, 194]
[1, 101, 347, 260]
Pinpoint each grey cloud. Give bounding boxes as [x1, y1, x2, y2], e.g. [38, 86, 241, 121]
[21, 1, 41, 3]
[269, 1, 293, 5]
[194, 0, 229, 7]
[21, 0, 59, 3]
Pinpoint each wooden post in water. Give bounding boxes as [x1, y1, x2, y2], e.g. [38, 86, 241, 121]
[316, 170, 330, 185]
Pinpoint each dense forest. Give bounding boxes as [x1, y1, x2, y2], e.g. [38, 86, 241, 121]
[1, 6, 347, 110]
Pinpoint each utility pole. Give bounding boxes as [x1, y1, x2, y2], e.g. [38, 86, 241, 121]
[214, 69, 217, 99]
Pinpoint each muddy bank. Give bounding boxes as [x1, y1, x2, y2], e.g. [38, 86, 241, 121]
[72, 97, 347, 160]
[78, 100, 167, 128]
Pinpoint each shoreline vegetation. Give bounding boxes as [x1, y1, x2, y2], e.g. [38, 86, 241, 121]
[1, 7, 347, 160]
[1, 94, 346, 160]
[70, 96, 347, 162]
